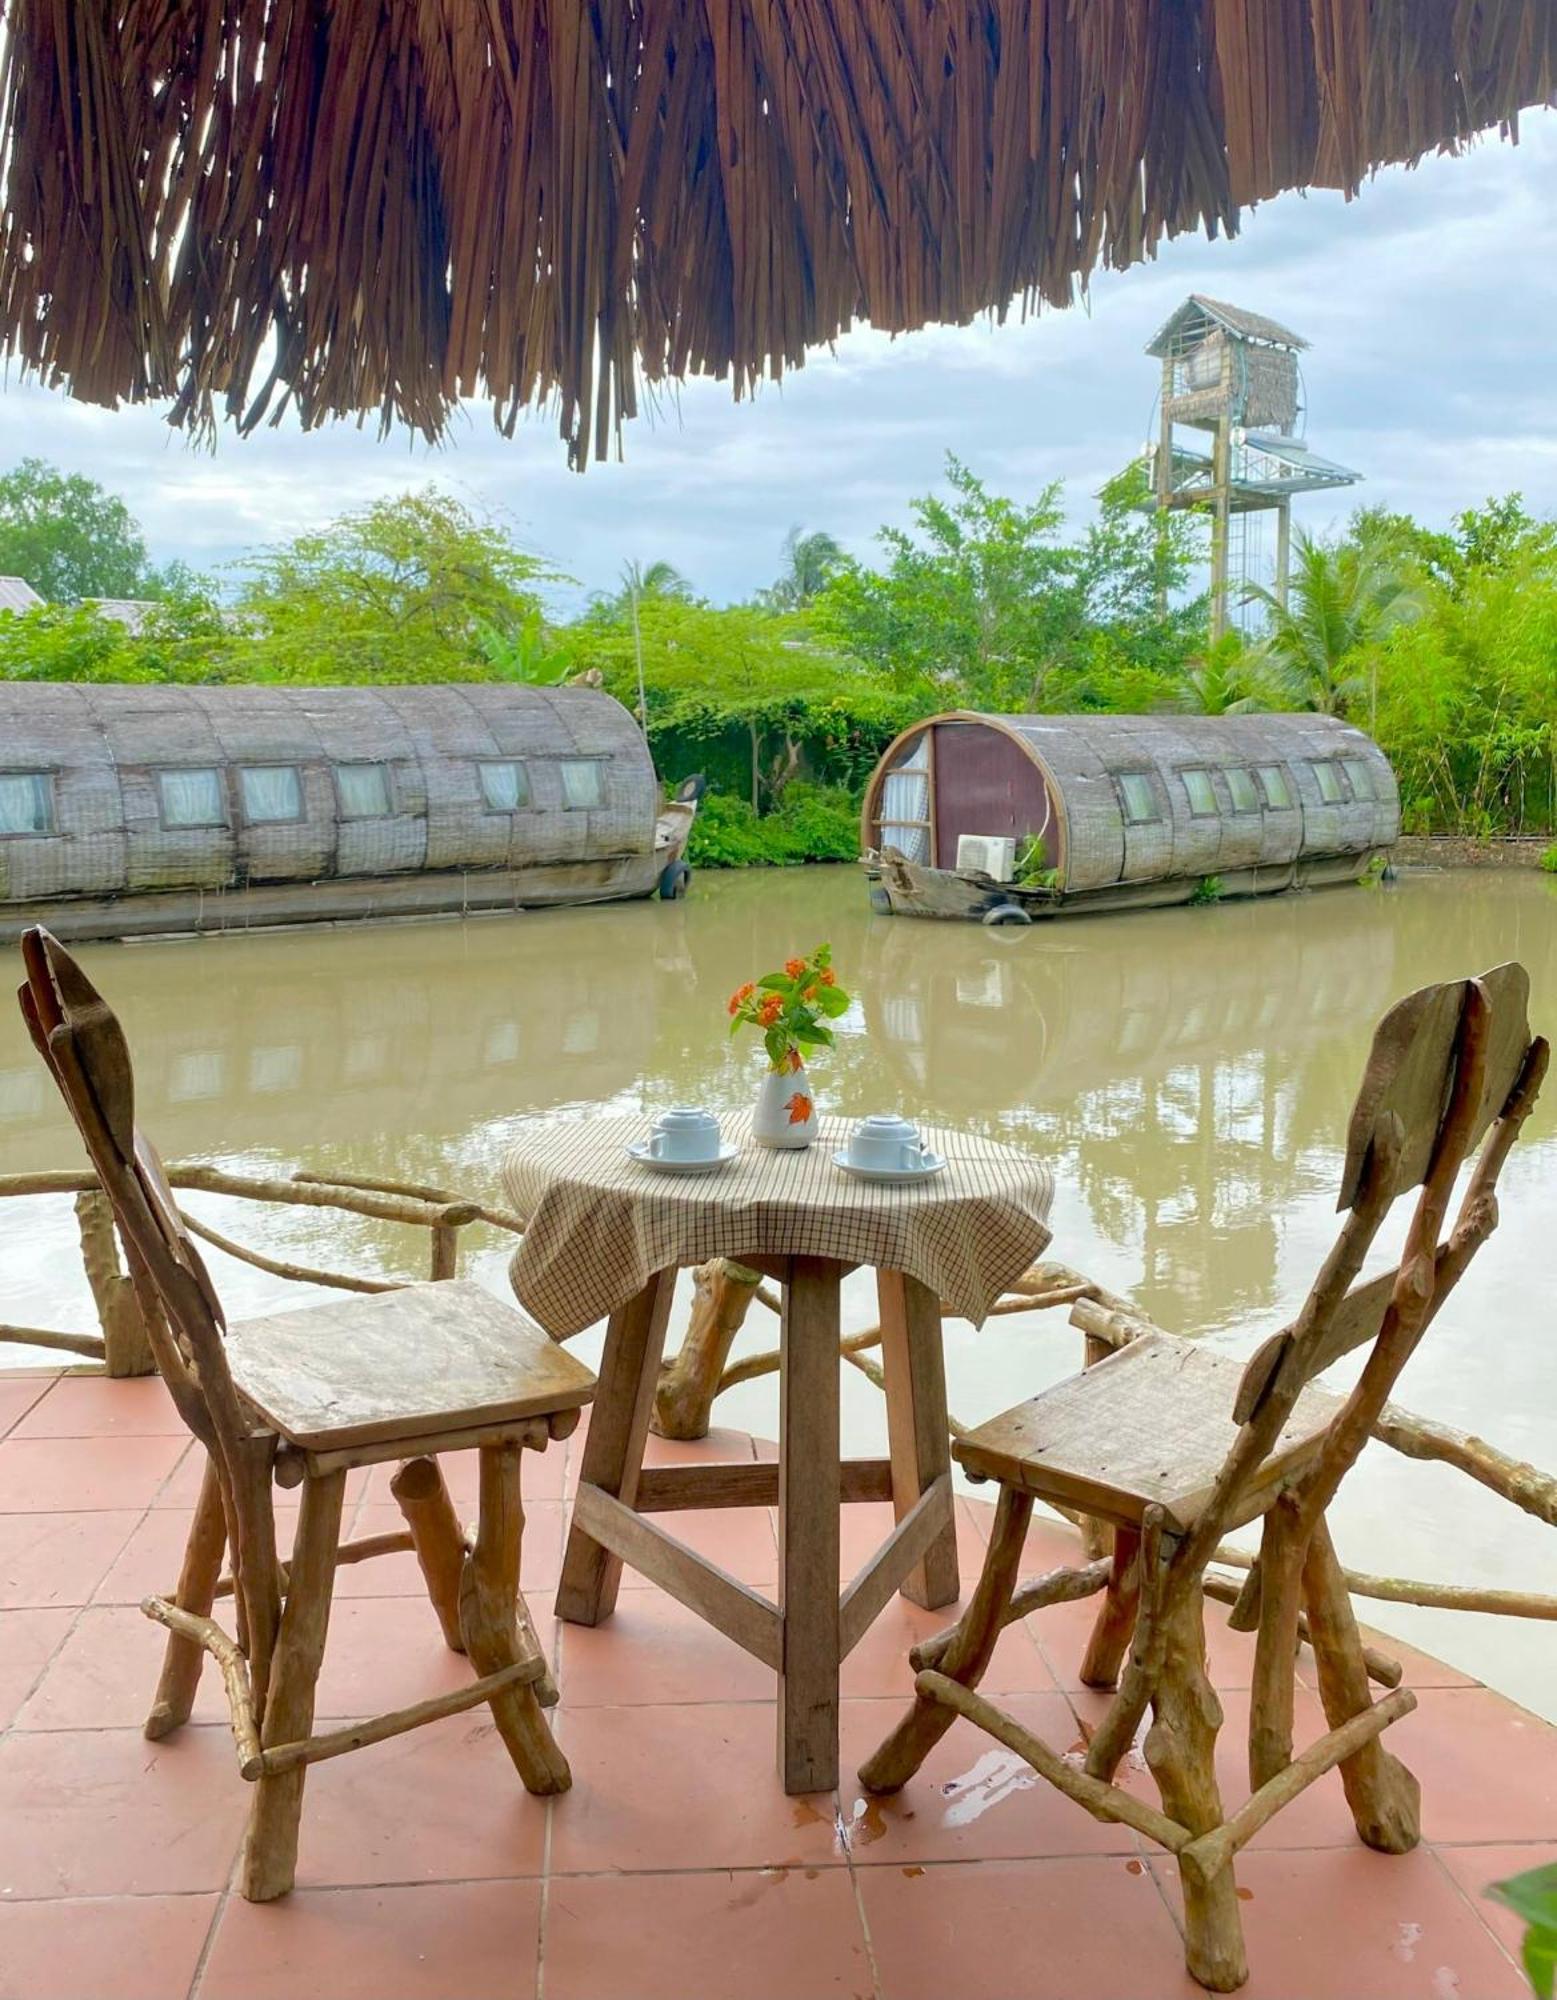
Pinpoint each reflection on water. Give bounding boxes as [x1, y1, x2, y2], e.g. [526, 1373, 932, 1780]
[2, 865, 1555, 1715]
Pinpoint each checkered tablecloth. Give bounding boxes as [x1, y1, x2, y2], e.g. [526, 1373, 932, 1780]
[502, 1112, 1054, 1338]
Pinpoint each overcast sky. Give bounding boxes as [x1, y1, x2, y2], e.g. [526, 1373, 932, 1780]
[3, 108, 1553, 614]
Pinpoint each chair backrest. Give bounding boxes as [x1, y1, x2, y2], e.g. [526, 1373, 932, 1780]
[1191, 962, 1547, 1562]
[18, 926, 283, 1681]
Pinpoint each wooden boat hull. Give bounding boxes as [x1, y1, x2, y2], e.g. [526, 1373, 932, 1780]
[866, 848, 1389, 923]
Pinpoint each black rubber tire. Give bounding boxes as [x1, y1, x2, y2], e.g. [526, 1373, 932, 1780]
[981, 901, 1032, 928]
[868, 885, 893, 915]
[658, 860, 691, 901]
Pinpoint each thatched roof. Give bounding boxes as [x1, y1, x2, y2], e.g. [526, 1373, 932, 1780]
[2, 3, 1551, 465]
[1146, 296, 1309, 356]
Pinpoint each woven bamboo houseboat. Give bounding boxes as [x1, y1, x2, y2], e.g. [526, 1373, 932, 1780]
[862, 713, 1398, 923]
[0, 684, 697, 943]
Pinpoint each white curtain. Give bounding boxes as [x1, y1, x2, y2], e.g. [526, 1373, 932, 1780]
[560, 760, 605, 809]
[0, 772, 52, 835]
[239, 766, 302, 823]
[160, 769, 225, 827]
[480, 761, 529, 810]
[878, 738, 930, 861]
[336, 763, 391, 817]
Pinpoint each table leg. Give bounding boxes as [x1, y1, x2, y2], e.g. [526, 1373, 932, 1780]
[777, 1256, 842, 1794]
[878, 1269, 961, 1611]
[556, 1268, 675, 1626]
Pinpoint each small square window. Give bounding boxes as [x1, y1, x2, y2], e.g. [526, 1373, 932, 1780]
[1181, 769, 1217, 816]
[1312, 761, 1344, 804]
[1256, 764, 1294, 810]
[1118, 773, 1160, 824]
[335, 763, 393, 818]
[560, 760, 606, 810]
[238, 766, 303, 824]
[159, 768, 226, 828]
[1225, 768, 1260, 813]
[1342, 757, 1374, 801]
[479, 761, 530, 811]
[0, 771, 55, 836]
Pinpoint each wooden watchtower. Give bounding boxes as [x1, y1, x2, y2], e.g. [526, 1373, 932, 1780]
[1146, 297, 1360, 637]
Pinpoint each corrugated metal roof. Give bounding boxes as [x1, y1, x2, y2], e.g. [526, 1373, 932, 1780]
[85, 598, 159, 633]
[0, 576, 42, 614]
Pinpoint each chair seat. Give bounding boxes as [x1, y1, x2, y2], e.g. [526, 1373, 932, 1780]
[955, 1332, 1346, 1533]
[225, 1280, 595, 1453]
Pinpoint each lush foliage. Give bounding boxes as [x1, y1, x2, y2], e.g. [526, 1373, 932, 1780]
[727, 944, 849, 1073]
[4, 454, 1557, 852]
[1489, 1861, 1557, 1999]
[0, 458, 169, 603]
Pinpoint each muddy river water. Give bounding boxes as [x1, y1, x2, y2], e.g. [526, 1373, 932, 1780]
[2, 864, 1553, 1716]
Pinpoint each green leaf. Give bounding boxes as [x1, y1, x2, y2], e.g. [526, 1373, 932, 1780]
[757, 973, 792, 992]
[1491, 1867, 1557, 1932]
[763, 1026, 791, 1069]
[816, 986, 850, 1017]
[792, 1021, 829, 1045]
[728, 1015, 746, 1037]
[1523, 1926, 1557, 2000]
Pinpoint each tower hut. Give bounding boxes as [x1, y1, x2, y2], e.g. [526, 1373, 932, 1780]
[0, 683, 697, 942]
[1146, 298, 1360, 636]
[862, 712, 1397, 923]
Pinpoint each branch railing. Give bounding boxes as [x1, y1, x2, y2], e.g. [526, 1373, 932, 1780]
[0, 1165, 526, 1374]
[6, 1173, 1555, 1637]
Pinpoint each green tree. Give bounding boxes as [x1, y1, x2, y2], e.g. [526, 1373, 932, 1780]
[1169, 632, 1273, 715]
[590, 558, 694, 622]
[762, 527, 844, 610]
[0, 583, 230, 683]
[0, 458, 158, 603]
[236, 488, 556, 682]
[1243, 529, 1419, 720]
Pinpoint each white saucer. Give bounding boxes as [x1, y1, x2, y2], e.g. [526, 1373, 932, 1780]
[831, 1149, 946, 1185]
[627, 1139, 739, 1175]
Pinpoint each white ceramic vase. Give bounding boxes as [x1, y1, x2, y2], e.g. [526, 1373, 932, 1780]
[752, 1059, 819, 1149]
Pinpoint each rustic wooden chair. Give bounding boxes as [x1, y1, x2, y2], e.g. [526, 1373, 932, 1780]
[18, 926, 595, 1902]
[861, 963, 1547, 1992]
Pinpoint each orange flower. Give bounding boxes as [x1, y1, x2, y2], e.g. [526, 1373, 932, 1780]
[802, 982, 819, 1001]
[785, 1092, 814, 1125]
[785, 956, 806, 978]
[819, 968, 837, 987]
[727, 982, 755, 1016]
[757, 994, 784, 1027]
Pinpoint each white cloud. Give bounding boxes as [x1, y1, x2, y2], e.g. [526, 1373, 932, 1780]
[0, 109, 1552, 612]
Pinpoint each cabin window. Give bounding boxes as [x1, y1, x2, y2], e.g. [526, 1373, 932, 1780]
[158, 768, 226, 829]
[1117, 773, 1161, 824]
[1342, 757, 1374, 801]
[1256, 764, 1294, 809]
[479, 761, 530, 811]
[1180, 768, 1218, 816]
[1312, 761, 1345, 804]
[335, 763, 393, 818]
[238, 765, 304, 824]
[559, 760, 607, 810]
[1225, 768, 1260, 813]
[0, 771, 55, 836]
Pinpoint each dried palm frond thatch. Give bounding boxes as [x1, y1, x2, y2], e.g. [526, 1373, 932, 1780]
[0, 1, 1550, 465]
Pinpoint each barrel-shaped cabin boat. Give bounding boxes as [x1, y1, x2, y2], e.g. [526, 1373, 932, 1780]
[0, 684, 697, 942]
[862, 712, 1398, 922]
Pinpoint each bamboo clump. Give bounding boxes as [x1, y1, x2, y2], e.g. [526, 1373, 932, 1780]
[1, 3, 1551, 464]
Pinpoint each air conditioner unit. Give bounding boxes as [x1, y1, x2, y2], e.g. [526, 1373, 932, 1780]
[956, 833, 1017, 880]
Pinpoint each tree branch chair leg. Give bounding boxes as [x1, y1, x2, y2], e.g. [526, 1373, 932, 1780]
[459, 1442, 569, 1795]
[242, 1469, 347, 1902]
[1079, 1522, 1141, 1689]
[1144, 1588, 1248, 1994]
[144, 1450, 228, 1740]
[1247, 1497, 1307, 1789]
[860, 1486, 1033, 1794]
[1301, 1519, 1420, 1853]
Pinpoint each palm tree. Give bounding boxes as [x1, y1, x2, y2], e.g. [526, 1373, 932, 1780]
[1242, 530, 1419, 721]
[1169, 632, 1273, 714]
[763, 527, 843, 610]
[591, 557, 692, 622]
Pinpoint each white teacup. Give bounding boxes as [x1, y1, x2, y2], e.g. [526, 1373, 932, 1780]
[648, 1106, 722, 1163]
[847, 1114, 928, 1174]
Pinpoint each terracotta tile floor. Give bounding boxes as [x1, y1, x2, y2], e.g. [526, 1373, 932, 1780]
[1, 1369, 1552, 2000]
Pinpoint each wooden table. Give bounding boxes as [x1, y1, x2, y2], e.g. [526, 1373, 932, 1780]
[504, 1114, 1053, 1793]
